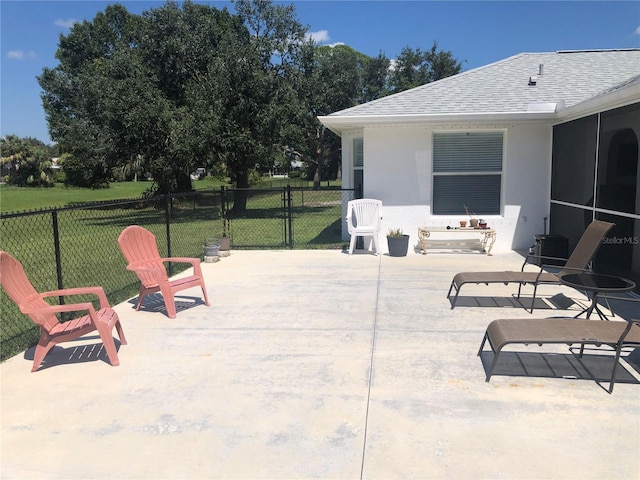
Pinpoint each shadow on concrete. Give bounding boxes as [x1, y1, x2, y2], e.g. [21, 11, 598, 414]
[479, 348, 640, 391]
[126, 293, 207, 318]
[23, 336, 124, 371]
[447, 293, 582, 313]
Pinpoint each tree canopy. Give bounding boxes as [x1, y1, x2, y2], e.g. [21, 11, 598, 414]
[36, 0, 462, 196]
[388, 42, 463, 94]
[0, 135, 56, 187]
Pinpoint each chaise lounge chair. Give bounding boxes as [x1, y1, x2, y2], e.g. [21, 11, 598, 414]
[478, 317, 640, 393]
[447, 220, 615, 313]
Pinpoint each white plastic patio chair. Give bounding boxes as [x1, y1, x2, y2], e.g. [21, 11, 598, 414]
[346, 199, 383, 255]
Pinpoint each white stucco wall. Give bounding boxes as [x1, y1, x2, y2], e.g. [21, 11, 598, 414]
[342, 122, 553, 254]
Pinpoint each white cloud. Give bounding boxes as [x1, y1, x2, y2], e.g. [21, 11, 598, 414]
[634, 26, 640, 35]
[7, 50, 36, 60]
[307, 29, 330, 43]
[55, 18, 78, 29]
[306, 30, 346, 48]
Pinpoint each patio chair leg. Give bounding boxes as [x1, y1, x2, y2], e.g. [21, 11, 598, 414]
[478, 333, 500, 381]
[477, 333, 488, 356]
[31, 338, 55, 372]
[115, 321, 127, 345]
[200, 283, 210, 307]
[447, 281, 461, 309]
[135, 292, 145, 311]
[608, 350, 624, 394]
[348, 235, 356, 255]
[607, 321, 637, 393]
[529, 285, 538, 313]
[485, 350, 501, 382]
[372, 235, 380, 255]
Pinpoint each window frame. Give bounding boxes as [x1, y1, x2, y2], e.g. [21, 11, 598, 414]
[431, 130, 505, 216]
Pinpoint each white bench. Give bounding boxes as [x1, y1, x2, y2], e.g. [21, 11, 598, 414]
[417, 226, 497, 255]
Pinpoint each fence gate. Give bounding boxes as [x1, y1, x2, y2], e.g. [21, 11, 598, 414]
[221, 186, 290, 249]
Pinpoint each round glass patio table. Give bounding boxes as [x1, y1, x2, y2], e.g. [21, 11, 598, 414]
[560, 272, 636, 320]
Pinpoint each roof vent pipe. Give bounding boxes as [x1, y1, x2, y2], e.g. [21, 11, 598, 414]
[539, 64, 544, 75]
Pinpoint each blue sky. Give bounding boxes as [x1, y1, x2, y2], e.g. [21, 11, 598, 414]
[2, 1, 639, 145]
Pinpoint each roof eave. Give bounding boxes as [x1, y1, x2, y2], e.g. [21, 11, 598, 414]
[556, 81, 640, 124]
[318, 111, 557, 136]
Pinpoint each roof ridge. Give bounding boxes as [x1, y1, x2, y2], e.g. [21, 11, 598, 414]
[556, 48, 640, 54]
[330, 52, 533, 116]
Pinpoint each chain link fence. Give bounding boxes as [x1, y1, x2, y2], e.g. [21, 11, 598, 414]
[0, 186, 355, 361]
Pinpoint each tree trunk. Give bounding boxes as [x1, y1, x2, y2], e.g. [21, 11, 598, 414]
[229, 168, 249, 215]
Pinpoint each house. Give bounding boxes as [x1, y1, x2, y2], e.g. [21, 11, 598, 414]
[190, 167, 206, 180]
[319, 49, 640, 286]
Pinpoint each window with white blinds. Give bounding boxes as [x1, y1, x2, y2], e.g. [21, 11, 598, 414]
[353, 138, 364, 197]
[432, 132, 503, 215]
[353, 138, 363, 168]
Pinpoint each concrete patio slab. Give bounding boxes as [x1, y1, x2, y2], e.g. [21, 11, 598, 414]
[1, 249, 639, 479]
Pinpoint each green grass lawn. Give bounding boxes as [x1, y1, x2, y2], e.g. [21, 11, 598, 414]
[0, 177, 227, 213]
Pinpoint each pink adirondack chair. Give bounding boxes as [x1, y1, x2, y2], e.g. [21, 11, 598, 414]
[117, 225, 210, 318]
[0, 251, 127, 372]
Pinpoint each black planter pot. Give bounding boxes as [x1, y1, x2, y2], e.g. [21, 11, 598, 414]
[387, 235, 410, 257]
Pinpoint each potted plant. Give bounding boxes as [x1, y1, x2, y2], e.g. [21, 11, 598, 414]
[464, 205, 479, 228]
[387, 228, 410, 257]
[203, 237, 220, 262]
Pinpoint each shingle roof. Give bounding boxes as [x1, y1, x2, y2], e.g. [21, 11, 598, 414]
[327, 49, 640, 118]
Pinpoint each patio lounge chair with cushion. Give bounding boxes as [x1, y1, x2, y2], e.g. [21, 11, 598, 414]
[478, 317, 640, 393]
[118, 225, 210, 319]
[447, 220, 615, 312]
[346, 199, 383, 255]
[0, 251, 127, 372]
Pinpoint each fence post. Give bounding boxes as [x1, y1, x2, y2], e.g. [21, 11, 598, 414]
[220, 185, 226, 218]
[286, 185, 293, 249]
[51, 209, 67, 316]
[165, 194, 173, 276]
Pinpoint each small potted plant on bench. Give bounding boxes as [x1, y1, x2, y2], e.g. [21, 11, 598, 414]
[387, 228, 410, 257]
[464, 205, 479, 228]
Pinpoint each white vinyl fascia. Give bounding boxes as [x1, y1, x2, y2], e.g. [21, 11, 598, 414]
[318, 111, 557, 135]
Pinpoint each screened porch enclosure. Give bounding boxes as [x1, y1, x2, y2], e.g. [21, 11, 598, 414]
[550, 102, 640, 292]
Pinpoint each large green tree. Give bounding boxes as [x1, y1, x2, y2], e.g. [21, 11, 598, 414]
[388, 42, 463, 94]
[0, 135, 54, 187]
[218, 0, 310, 211]
[298, 44, 389, 187]
[296, 40, 460, 187]
[135, 1, 250, 194]
[38, 1, 312, 199]
[39, 4, 148, 188]
[38, 0, 463, 199]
